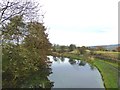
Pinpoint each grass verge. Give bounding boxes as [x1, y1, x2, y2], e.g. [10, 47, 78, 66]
[93, 59, 118, 88]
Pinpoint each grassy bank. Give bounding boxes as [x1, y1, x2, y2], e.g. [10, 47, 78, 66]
[93, 59, 118, 88]
[52, 52, 118, 88]
[94, 51, 119, 60]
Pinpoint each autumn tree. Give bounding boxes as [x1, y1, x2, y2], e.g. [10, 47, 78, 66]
[22, 22, 52, 88]
[2, 15, 26, 44]
[2, 16, 52, 88]
[2, 15, 27, 88]
[2, 0, 52, 88]
[23, 22, 51, 67]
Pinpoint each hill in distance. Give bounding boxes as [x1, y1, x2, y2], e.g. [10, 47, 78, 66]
[89, 44, 120, 51]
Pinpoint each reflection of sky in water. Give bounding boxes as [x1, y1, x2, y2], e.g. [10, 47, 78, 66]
[48, 56, 105, 88]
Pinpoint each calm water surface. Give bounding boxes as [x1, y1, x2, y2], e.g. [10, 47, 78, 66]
[48, 56, 105, 88]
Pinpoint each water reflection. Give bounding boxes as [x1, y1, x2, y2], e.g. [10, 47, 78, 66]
[49, 56, 105, 88]
[89, 64, 95, 70]
[79, 61, 86, 66]
[69, 58, 76, 65]
[60, 57, 65, 62]
[53, 56, 65, 63]
[68, 58, 86, 67]
[53, 56, 58, 62]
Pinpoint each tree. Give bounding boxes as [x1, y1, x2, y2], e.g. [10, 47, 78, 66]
[0, 0, 41, 25]
[78, 46, 86, 55]
[117, 46, 120, 52]
[26, 22, 53, 87]
[96, 46, 105, 51]
[52, 44, 58, 52]
[2, 15, 26, 45]
[69, 44, 76, 51]
[2, 17, 52, 88]
[2, 0, 53, 88]
[24, 22, 51, 67]
[59, 45, 66, 53]
[2, 16, 27, 87]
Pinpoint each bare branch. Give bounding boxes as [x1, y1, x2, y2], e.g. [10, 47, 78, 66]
[0, 0, 43, 25]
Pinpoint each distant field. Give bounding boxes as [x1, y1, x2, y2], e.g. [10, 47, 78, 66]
[94, 51, 120, 60]
[95, 51, 119, 54]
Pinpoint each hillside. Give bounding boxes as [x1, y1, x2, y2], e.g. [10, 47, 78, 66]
[89, 44, 120, 51]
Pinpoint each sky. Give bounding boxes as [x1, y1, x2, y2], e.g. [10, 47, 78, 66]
[40, 0, 119, 46]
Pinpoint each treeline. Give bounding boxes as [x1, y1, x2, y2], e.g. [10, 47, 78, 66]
[52, 44, 89, 55]
[1, 0, 53, 88]
[51, 44, 120, 62]
[52, 44, 120, 53]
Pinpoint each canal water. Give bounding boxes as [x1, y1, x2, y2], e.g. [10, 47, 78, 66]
[48, 56, 105, 88]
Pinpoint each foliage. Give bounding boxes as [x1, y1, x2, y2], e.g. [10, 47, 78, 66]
[2, 16, 52, 88]
[95, 46, 106, 51]
[69, 44, 76, 51]
[77, 46, 86, 54]
[59, 45, 66, 53]
[2, 15, 26, 44]
[117, 46, 120, 52]
[23, 22, 52, 68]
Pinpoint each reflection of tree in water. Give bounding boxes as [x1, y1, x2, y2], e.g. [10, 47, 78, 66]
[60, 57, 65, 62]
[69, 58, 76, 65]
[79, 61, 86, 66]
[89, 64, 95, 70]
[53, 56, 58, 62]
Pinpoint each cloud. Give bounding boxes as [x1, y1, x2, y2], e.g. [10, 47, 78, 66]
[40, 0, 118, 46]
[48, 27, 118, 46]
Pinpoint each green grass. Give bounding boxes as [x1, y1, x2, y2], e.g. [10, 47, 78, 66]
[62, 53, 82, 60]
[102, 60, 118, 68]
[93, 59, 118, 88]
[95, 51, 119, 59]
[95, 51, 119, 54]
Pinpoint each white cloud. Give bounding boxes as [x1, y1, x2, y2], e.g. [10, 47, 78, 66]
[48, 28, 118, 46]
[40, 0, 119, 46]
